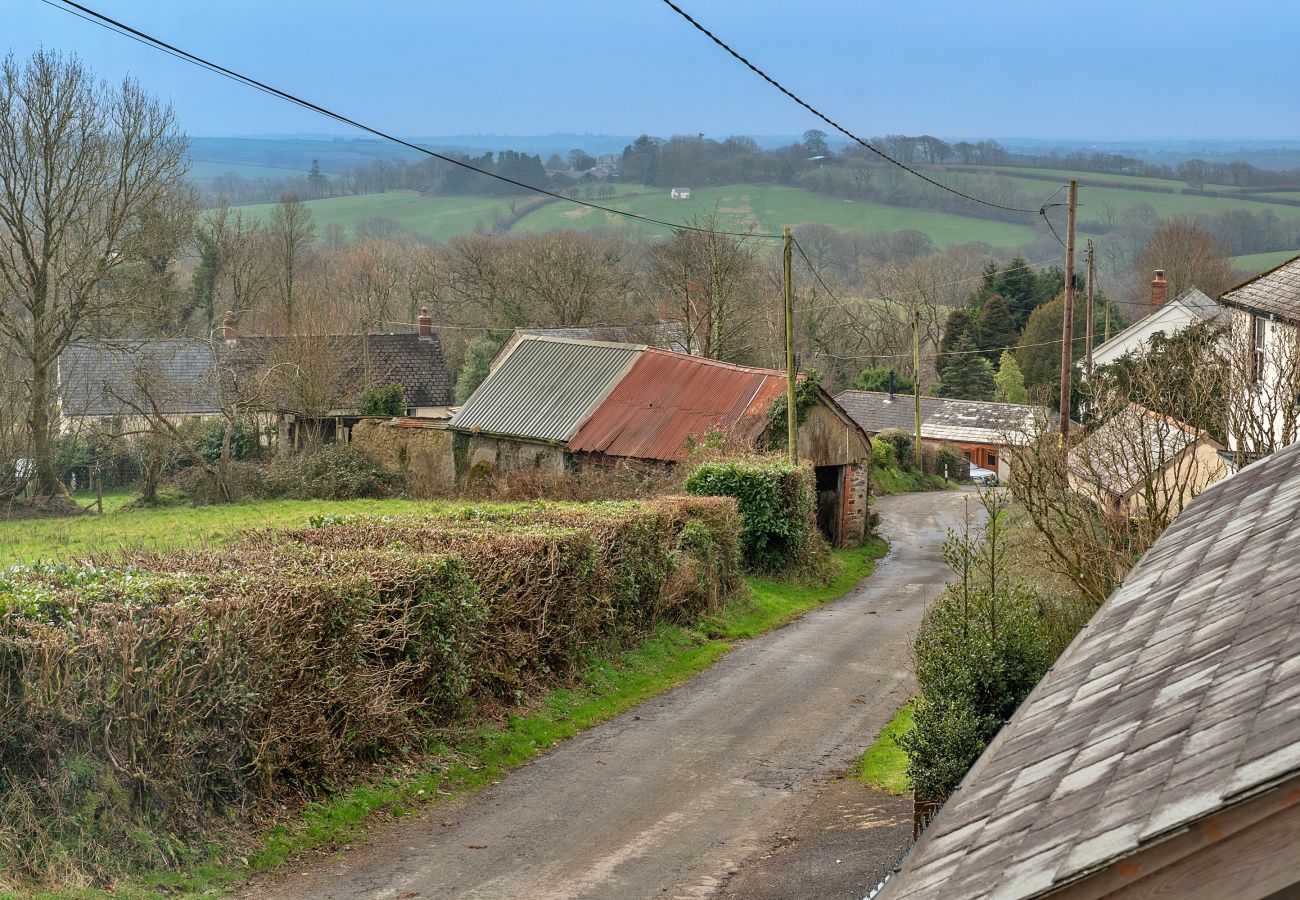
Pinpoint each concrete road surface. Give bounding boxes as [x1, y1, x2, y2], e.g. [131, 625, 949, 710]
[253, 489, 976, 900]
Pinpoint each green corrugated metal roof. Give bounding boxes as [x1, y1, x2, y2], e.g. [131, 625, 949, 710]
[449, 336, 644, 442]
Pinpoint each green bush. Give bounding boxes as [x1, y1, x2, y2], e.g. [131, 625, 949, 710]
[877, 429, 915, 471]
[870, 437, 896, 470]
[899, 491, 1087, 802]
[359, 383, 405, 416]
[198, 419, 259, 462]
[684, 457, 827, 576]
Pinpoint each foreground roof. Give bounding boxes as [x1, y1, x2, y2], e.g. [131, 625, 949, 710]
[60, 340, 220, 416]
[449, 336, 643, 442]
[1218, 253, 1300, 323]
[567, 350, 787, 461]
[835, 391, 1044, 446]
[885, 439, 1300, 899]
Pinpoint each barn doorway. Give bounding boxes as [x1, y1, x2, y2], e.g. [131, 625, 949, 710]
[814, 465, 844, 546]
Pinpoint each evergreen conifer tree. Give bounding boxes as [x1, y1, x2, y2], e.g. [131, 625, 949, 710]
[938, 333, 996, 401]
[976, 294, 1017, 362]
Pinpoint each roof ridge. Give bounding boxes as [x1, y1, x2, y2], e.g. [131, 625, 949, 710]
[836, 389, 1039, 412]
[1220, 252, 1300, 301]
[641, 346, 787, 377]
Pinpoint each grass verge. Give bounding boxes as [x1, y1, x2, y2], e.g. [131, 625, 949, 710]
[873, 467, 953, 495]
[24, 538, 887, 900]
[856, 700, 915, 795]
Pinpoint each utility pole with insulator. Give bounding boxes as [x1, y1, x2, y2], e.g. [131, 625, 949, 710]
[1058, 180, 1078, 440]
[913, 303, 923, 471]
[783, 226, 797, 464]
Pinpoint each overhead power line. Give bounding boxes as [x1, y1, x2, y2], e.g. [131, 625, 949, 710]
[658, 0, 1047, 216]
[39, 0, 781, 241]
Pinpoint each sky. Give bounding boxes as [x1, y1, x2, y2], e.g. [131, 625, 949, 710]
[10, 0, 1300, 142]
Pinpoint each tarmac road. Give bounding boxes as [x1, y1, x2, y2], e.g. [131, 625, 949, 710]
[254, 489, 976, 900]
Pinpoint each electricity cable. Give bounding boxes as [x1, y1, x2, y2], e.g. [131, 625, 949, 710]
[39, 0, 783, 240]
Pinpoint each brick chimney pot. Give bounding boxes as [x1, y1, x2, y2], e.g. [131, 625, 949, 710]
[1151, 269, 1168, 308]
[222, 309, 237, 345]
[417, 307, 433, 339]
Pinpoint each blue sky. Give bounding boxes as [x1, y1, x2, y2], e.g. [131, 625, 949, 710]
[11, 0, 1300, 140]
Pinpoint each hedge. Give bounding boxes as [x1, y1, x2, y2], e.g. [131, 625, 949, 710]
[684, 457, 827, 576]
[0, 496, 741, 887]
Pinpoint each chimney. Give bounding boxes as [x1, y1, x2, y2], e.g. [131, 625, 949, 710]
[1151, 269, 1168, 308]
[887, 369, 896, 401]
[221, 309, 237, 346]
[417, 307, 433, 340]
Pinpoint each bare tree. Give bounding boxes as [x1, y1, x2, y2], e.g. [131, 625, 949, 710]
[267, 195, 317, 327]
[506, 231, 631, 327]
[651, 212, 762, 361]
[1010, 335, 1228, 605]
[1130, 220, 1239, 309]
[0, 50, 190, 496]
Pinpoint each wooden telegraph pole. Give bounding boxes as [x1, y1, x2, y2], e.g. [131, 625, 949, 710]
[1058, 180, 1078, 440]
[1084, 240, 1096, 380]
[783, 226, 797, 464]
[912, 304, 923, 470]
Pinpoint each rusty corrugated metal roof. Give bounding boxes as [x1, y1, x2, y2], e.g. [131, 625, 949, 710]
[567, 350, 788, 462]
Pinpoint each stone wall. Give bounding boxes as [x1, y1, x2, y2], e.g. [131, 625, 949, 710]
[352, 418, 456, 492]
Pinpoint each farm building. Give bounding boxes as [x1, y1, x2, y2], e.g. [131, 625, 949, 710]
[881, 437, 1300, 900]
[835, 390, 1047, 480]
[670, 187, 692, 200]
[58, 308, 453, 448]
[447, 336, 871, 546]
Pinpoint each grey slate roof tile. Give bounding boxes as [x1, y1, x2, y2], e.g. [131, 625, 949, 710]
[884, 438, 1300, 899]
[1218, 254, 1300, 323]
[60, 332, 452, 416]
[834, 390, 1049, 447]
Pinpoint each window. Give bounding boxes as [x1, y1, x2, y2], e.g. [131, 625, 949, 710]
[1252, 315, 1267, 384]
[987, 450, 998, 469]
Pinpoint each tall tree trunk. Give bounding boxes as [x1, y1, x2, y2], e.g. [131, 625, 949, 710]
[28, 364, 62, 496]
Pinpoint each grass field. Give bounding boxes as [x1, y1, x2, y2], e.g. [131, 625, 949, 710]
[0, 496, 456, 565]
[964, 171, 1300, 224]
[238, 192, 516, 243]
[1232, 249, 1300, 276]
[513, 183, 1042, 248]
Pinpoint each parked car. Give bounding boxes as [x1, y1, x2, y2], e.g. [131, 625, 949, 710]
[968, 464, 999, 486]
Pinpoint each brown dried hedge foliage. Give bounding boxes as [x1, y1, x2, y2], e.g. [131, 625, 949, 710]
[273, 496, 742, 699]
[0, 496, 741, 889]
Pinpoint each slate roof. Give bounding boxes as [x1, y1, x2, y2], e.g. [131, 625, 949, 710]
[60, 332, 452, 417]
[1173, 287, 1225, 322]
[449, 336, 643, 442]
[513, 323, 692, 355]
[884, 438, 1300, 900]
[1218, 253, 1300, 323]
[60, 340, 220, 416]
[835, 391, 1045, 446]
[235, 333, 452, 409]
[1068, 405, 1212, 498]
[567, 350, 788, 461]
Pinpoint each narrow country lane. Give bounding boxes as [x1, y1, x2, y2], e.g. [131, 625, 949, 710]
[253, 490, 977, 900]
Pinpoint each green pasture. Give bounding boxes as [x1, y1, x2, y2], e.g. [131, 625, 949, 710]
[513, 183, 1041, 248]
[1232, 249, 1300, 276]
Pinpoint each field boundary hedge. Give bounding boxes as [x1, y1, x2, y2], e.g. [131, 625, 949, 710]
[0, 496, 740, 891]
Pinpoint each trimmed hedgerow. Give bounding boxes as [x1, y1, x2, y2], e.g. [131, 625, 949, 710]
[0, 496, 742, 889]
[684, 457, 828, 576]
[0, 547, 480, 883]
[277, 497, 742, 699]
